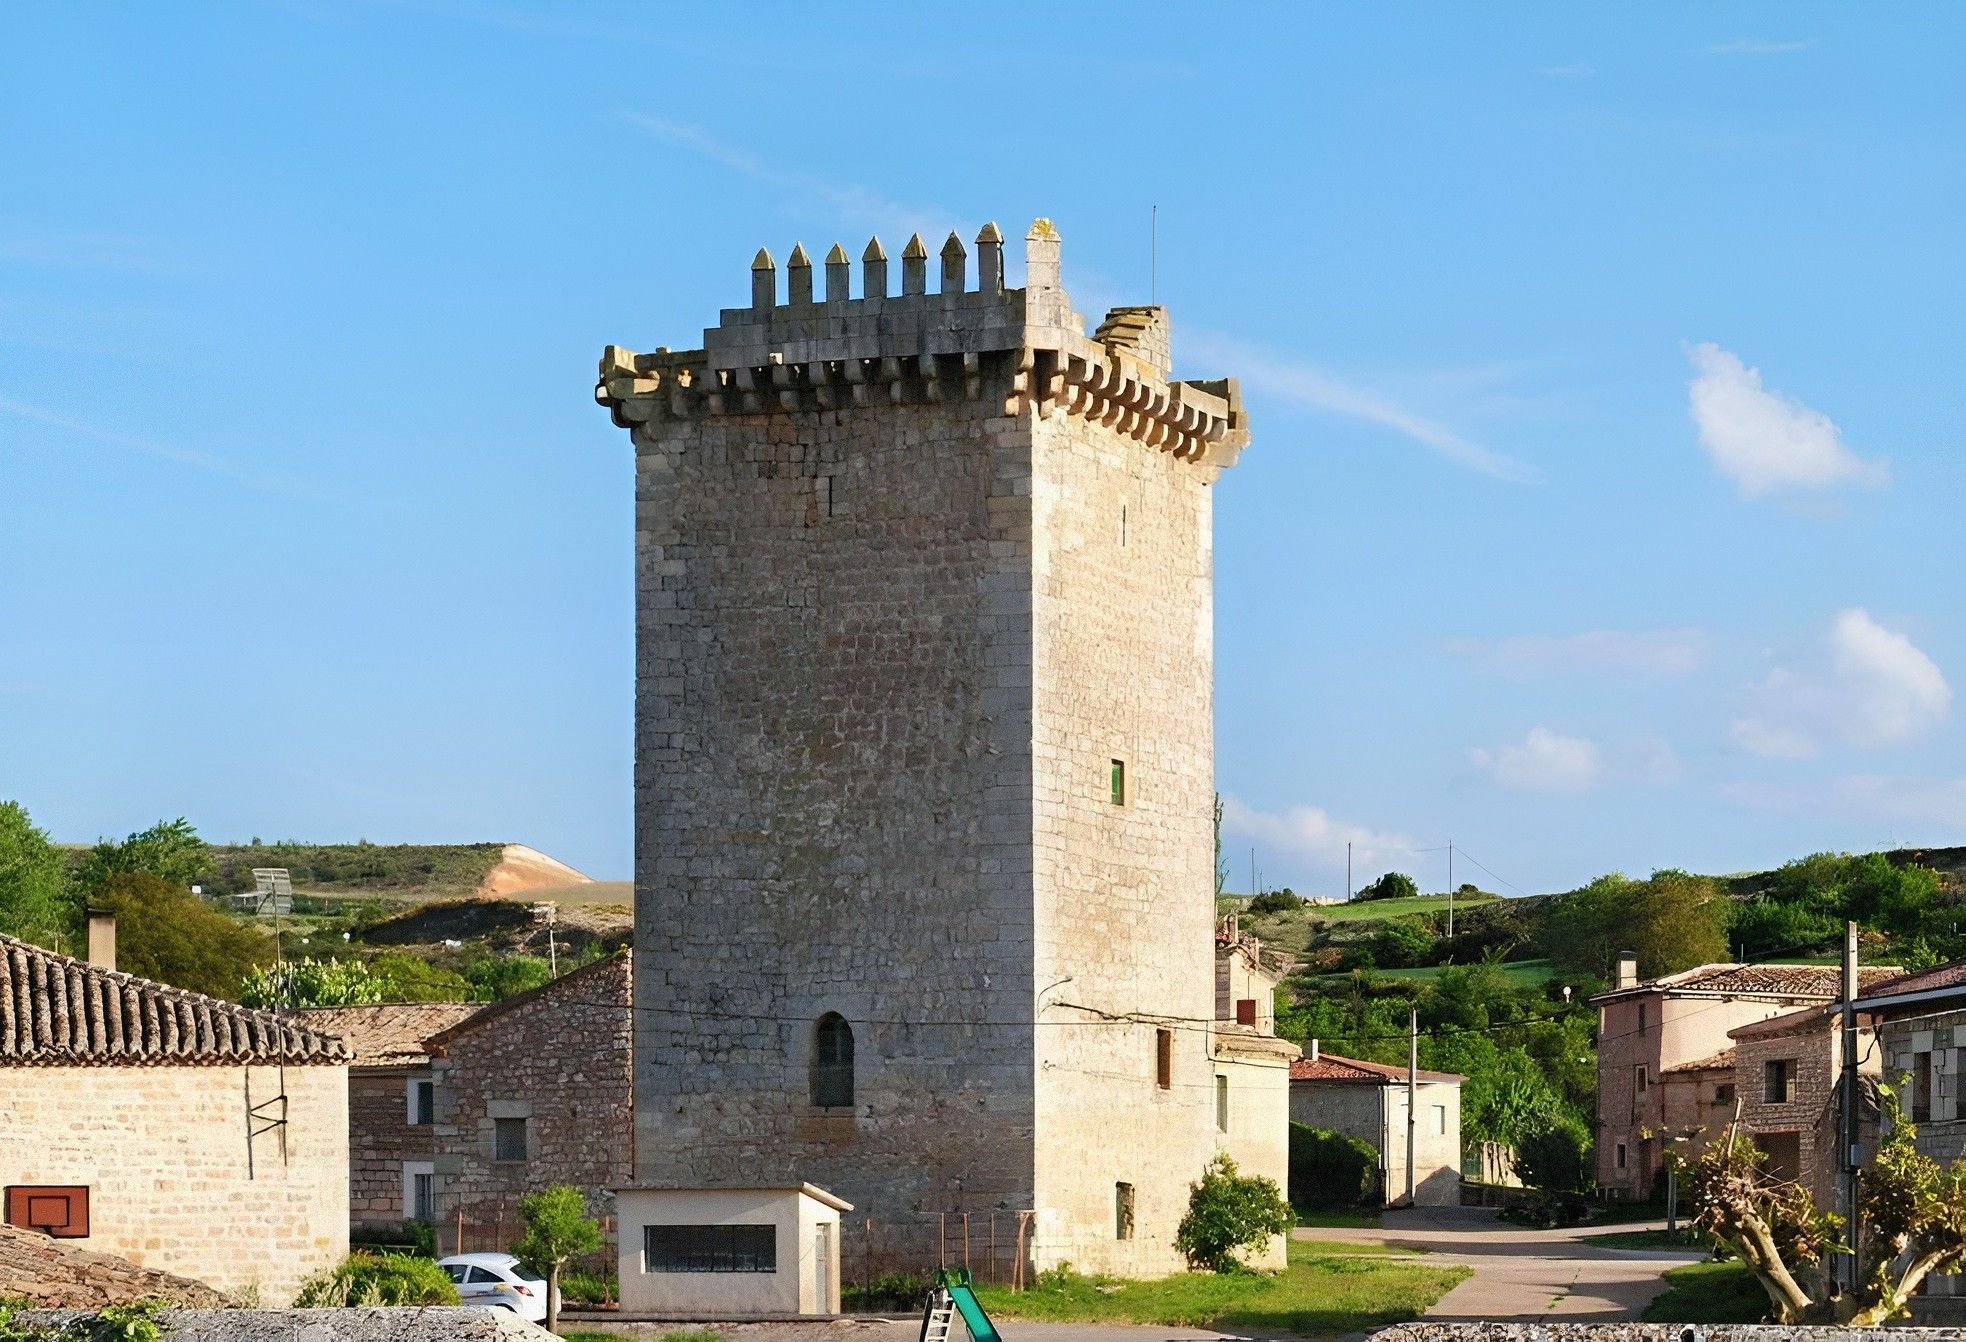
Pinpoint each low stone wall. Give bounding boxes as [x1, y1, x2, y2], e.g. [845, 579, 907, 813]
[9, 1309, 552, 1342]
[1371, 1327, 1966, 1342]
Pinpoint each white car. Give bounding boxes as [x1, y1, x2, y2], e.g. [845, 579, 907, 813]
[438, 1252, 555, 1323]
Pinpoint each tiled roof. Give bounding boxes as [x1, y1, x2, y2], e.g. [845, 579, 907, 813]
[424, 949, 630, 1052]
[291, 1001, 483, 1066]
[1289, 1050, 1463, 1085]
[1663, 1047, 1736, 1074]
[1854, 959, 1966, 1003]
[1597, 962, 1903, 1003]
[0, 933, 347, 1067]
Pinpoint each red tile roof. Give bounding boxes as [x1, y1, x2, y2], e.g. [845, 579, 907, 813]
[0, 933, 347, 1067]
[1289, 1050, 1463, 1085]
[1855, 959, 1966, 1003]
[1595, 962, 1902, 1003]
[291, 1001, 483, 1066]
[1662, 1047, 1736, 1074]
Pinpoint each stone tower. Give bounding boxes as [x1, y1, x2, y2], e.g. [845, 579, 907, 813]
[596, 220, 1249, 1276]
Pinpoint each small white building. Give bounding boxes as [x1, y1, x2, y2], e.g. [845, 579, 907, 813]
[614, 1185, 850, 1318]
[1288, 1043, 1464, 1207]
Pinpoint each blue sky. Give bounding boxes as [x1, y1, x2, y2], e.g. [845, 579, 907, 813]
[2, 4, 1961, 894]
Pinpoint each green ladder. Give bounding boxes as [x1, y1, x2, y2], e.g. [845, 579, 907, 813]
[919, 1268, 1001, 1342]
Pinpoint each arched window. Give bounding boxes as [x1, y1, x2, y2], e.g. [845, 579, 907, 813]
[811, 1013, 854, 1108]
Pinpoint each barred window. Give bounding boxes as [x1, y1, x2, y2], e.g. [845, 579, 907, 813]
[643, 1224, 777, 1274]
[811, 1014, 854, 1108]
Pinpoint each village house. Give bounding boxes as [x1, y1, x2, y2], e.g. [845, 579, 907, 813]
[1592, 954, 1899, 1199]
[424, 951, 632, 1258]
[1724, 999, 1885, 1207]
[1210, 916, 1300, 1265]
[0, 921, 349, 1304]
[1851, 961, 1966, 1324]
[1288, 1044, 1465, 1207]
[293, 1000, 481, 1236]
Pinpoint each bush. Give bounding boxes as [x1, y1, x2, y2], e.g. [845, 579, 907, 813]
[1246, 890, 1300, 917]
[559, 1269, 618, 1305]
[1509, 1122, 1594, 1227]
[1287, 1122, 1378, 1210]
[1356, 872, 1419, 903]
[1370, 917, 1437, 969]
[294, 1252, 460, 1306]
[1174, 1154, 1295, 1272]
[348, 1219, 436, 1258]
[841, 1271, 927, 1311]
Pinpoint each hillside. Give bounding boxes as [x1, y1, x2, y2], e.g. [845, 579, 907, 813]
[202, 841, 593, 905]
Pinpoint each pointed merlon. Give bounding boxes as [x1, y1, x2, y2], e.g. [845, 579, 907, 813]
[824, 242, 851, 303]
[787, 243, 814, 305]
[976, 221, 1004, 295]
[751, 246, 777, 309]
[901, 232, 929, 296]
[939, 231, 967, 294]
[862, 236, 888, 299]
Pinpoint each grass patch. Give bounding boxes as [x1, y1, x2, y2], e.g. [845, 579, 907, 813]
[1313, 893, 1502, 923]
[1292, 1238, 1416, 1257]
[1587, 1200, 1669, 1226]
[1294, 1207, 1383, 1229]
[1583, 1227, 1710, 1252]
[1642, 1259, 1767, 1324]
[973, 1239, 1465, 1334]
[563, 1334, 720, 1342]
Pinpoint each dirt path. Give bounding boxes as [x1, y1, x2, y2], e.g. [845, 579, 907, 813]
[1300, 1206, 1703, 1324]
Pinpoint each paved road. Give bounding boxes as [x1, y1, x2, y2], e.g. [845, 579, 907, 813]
[1302, 1206, 1706, 1324]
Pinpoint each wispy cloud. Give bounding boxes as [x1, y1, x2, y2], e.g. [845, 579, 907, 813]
[1733, 609, 1951, 758]
[1686, 342, 1886, 500]
[620, 113, 963, 243]
[1444, 629, 1707, 678]
[1538, 62, 1596, 79]
[1703, 39, 1816, 55]
[1221, 796, 1416, 880]
[1181, 331, 1538, 483]
[0, 394, 321, 497]
[1722, 773, 1966, 839]
[1470, 728, 1603, 793]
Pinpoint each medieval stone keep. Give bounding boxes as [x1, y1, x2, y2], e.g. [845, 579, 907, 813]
[596, 219, 1254, 1275]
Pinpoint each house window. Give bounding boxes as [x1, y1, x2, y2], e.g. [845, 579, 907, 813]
[1633, 1064, 1648, 1095]
[1914, 1051, 1934, 1123]
[403, 1162, 435, 1221]
[1215, 1075, 1230, 1132]
[1155, 1028, 1172, 1090]
[1715, 1083, 1735, 1107]
[1110, 760, 1126, 806]
[1433, 1104, 1448, 1136]
[1235, 999, 1257, 1027]
[1114, 1183, 1135, 1240]
[1765, 1059, 1795, 1105]
[643, 1224, 777, 1274]
[493, 1117, 528, 1163]
[407, 1078, 435, 1126]
[811, 1013, 855, 1108]
[1615, 1143, 1627, 1170]
[3, 1186, 89, 1238]
[1637, 1003, 1649, 1034]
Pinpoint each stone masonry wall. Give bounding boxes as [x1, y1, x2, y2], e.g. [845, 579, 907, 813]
[1880, 1007, 1966, 1309]
[431, 954, 632, 1249]
[348, 1067, 435, 1226]
[629, 383, 1041, 1231]
[0, 1064, 347, 1304]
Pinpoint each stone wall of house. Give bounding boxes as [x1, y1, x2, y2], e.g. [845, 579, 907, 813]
[431, 955, 632, 1250]
[348, 1067, 435, 1226]
[1880, 1007, 1966, 1312]
[0, 1063, 347, 1304]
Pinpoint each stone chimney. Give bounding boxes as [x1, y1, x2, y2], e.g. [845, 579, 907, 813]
[1307, 1038, 1320, 1063]
[1614, 951, 1637, 991]
[87, 910, 116, 973]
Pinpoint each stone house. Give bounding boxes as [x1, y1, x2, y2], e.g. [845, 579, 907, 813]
[1288, 1044, 1464, 1206]
[423, 951, 632, 1257]
[1209, 918, 1299, 1267]
[597, 218, 1281, 1279]
[0, 925, 348, 1304]
[1851, 961, 1966, 1324]
[1724, 1001, 1884, 1207]
[292, 1001, 481, 1234]
[1592, 955, 1900, 1199]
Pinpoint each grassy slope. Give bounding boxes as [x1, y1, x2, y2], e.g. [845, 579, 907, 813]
[974, 1239, 1467, 1334]
[204, 842, 504, 899]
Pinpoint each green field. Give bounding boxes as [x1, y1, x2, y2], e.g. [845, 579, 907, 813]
[974, 1239, 1467, 1334]
[1312, 892, 1502, 923]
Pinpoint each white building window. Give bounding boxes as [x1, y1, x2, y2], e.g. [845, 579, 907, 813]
[403, 1162, 435, 1221]
[1215, 1075, 1229, 1132]
[1433, 1104, 1447, 1136]
[407, 1077, 435, 1126]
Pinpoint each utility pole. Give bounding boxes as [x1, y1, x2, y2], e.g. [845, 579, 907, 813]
[1346, 842, 1353, 902]
[1447, 840, 1455, 944]
[1840, 920, 1861, 1294]
[1406, 1006, 1419, 1207]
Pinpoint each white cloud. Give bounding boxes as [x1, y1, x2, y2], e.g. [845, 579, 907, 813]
[1183, 332, 1538, 483]
[1833, 775, 1966, 831]
[1733, 608, 1951, 757]
[1470, 728, 1604, 793]
[1686, 342, 1887, 499]
[1444, 629, 1706, 678]
[1220, 796, 1415, 876]
[1703, 39, 1816, 55]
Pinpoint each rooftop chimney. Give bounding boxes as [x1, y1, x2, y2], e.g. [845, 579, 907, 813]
[1308, 1038, 1320, 1063]
[1614, 951, 1637, 991]
[87, 910, 116, 973]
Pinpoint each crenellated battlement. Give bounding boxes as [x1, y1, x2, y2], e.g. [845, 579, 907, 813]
[597, 218, 1248, 469]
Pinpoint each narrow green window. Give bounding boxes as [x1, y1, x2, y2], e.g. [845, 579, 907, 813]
[1110, 759, 1125, 805]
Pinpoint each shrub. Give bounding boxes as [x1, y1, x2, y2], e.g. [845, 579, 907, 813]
[1509, 1122, 1594, 1227]
[1370, 917, 1437, 968]
[1287, 1122, 1378, 1210]
[1246, 890, 1299, 917]
[559, 1269, 618, 1305]
[1356, 872, 1419, 903]
[841, 1271, 927, 1311]
[294, 1252, 459, 1306]
[348, 1219, 436, 1258]
[1174, 1154, 1295, 1272]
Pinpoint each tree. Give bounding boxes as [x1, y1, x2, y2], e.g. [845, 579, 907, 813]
[92, 872, 274, 998]
[1680, 1086, 1966, 1324]
[1288, 1123, 1378, 1209]
[1356, 871, 1419, 904]
[1538, 869, 1728, 983]
[511, 1185, 602, 1332]
[240, 957, 390, 1008]
[73, 818, 212, 901]
[1370, 916, 1436, 968]
[1174, 1154, 1294, 1273]
[0, 800, 72, 951]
